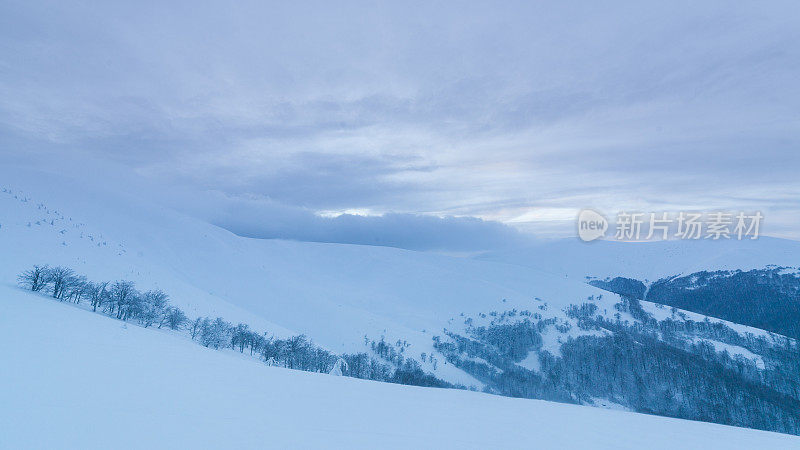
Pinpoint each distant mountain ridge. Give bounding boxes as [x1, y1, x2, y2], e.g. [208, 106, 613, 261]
[589, 267, 800, 340]
[476, 236, 800, 282]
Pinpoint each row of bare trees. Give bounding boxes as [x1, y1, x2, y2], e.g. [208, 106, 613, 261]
[16, 264, 449, 388]
[18, 265, 187, 329]
[15, 265, 346, 372]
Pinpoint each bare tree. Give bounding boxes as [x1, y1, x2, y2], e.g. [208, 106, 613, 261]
[139, 289, 168, 327]
[108, 280, 138, 320]
[44, 266, 76, 300]
[65, 275, 89, 304]
[17, 265, 50, 292]
[189, 317, 203, 340]
[231, 323, 251, 352]
[87, 281, 109, 312]
[199, 317, 231, 349]
[159, 306, 188, 330]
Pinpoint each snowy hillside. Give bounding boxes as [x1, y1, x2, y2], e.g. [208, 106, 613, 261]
[2, 287, 798, 450]
[0, 167, 626, 387]
[2, 167, 799, 436]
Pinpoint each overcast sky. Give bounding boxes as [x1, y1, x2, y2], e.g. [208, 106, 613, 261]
[1, 1, 799, 248]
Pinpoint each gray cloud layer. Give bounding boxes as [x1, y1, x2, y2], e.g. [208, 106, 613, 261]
[193, 192, 531, 252]
[1, 0, 799, 245]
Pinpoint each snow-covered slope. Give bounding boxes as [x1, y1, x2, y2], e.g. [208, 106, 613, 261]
[3, 166, 799, 438]
[2, 287, 797, 450]
[0, 168, 626, 387]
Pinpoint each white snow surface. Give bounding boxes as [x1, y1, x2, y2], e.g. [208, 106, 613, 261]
[2, 287, 798, 450]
